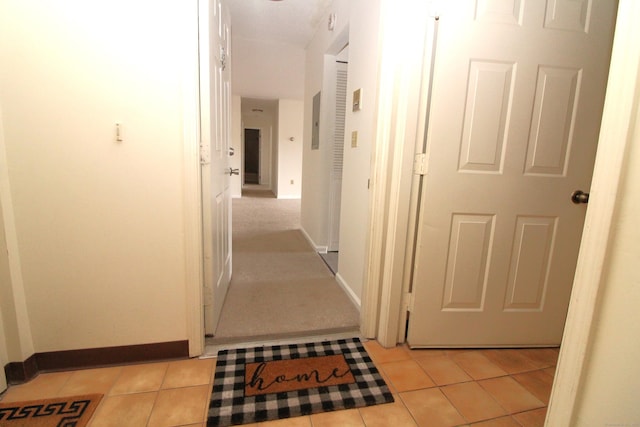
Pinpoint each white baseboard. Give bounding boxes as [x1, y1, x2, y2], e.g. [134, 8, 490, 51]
[335, 273, 361, 310]
[276, 195, 302, 200]
[300, 227, 328, 253]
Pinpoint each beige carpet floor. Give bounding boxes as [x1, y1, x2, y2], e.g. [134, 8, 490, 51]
[209, 190, 360, 344]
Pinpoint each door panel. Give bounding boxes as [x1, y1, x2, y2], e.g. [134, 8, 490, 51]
[525, 66, 580, 176]
[503, 216, 556, 311]
[407, 0, 616, 347]
[442, 214, 494, 311]
[200, 0, 232, 336]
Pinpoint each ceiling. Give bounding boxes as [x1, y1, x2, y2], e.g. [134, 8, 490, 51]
[227, 0, 332, 48]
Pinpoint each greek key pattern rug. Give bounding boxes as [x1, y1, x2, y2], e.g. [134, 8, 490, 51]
[207, 337, 393, 426]
[0, 394, 102, 427]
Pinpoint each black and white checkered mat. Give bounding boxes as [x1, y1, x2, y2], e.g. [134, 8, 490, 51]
[207, 337, 394, 426]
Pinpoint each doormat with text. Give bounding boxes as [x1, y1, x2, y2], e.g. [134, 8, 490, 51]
[207, 337, 393, 426]
[0, 394, 102, 427]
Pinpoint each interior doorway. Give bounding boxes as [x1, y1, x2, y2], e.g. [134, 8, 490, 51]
[244, 128, 260, 184]
[205, 192, 360, 350]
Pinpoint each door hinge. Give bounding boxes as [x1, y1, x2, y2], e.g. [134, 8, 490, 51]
[414, 153, 428, 175]
[200, 144, 211, 165]
[402, 292, 415, 313]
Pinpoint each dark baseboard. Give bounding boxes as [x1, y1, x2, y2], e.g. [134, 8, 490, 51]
[4, 340, 189, 385]
[5, 354, 38, 385]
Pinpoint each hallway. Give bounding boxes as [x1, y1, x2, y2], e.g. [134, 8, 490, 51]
[207, 190, 359, 346]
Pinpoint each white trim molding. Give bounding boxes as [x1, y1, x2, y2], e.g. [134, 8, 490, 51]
[184, 0, 205, 357]
[335, 273, 361, 310]
[300, 227, 329, 254]
[362, 0, 431, 346]
[545, 2, 640, 425]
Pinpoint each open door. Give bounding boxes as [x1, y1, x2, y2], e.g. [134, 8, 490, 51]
[199, 0, 232, 336]
[408, 1, 617, 347]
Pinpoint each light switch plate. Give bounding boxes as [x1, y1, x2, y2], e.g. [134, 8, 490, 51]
[351, 131, 358, 148]
[353, 88, 362, 111]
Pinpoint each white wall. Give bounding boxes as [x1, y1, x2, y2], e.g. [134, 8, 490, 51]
[276, 100, 304, 199]
[273, 106, 280, 197]
[0, 107, 35, 363]
[232, 37, 306, 100]
[301, 1, 350, 251]
[301, 0, 381, 301]
[0, 0, 193, 353]
[336, 0, 382, 301]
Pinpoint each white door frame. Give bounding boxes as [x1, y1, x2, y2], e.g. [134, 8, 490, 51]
[546, 2, 639, 424]
[184, 0, 205, 357]
[361, 1, 434, 344]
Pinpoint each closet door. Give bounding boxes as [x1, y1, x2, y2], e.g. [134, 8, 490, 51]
[328, 62, 348, 252]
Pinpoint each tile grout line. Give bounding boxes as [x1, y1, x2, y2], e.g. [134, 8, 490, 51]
[392, 347, 553, 427]
[143, 363, 170, 427]
[86, 367, 120, 426]
[201, 359, 217, 425]
[54, 371, 74, 398]
[395, 392, 425, 427]
[435, 382, 480, 426]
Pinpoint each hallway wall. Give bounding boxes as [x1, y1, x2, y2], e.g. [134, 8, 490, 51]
[275, 100, 304, 199]
[301, 0, 382, 304]
[0, 0, 193, 354]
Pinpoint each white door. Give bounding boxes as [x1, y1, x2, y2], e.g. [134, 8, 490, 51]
[200, 0, 232, 336]
[408, 0, 617, 347]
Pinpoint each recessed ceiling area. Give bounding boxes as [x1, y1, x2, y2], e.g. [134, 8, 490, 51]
[227, 0, 331, 48]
